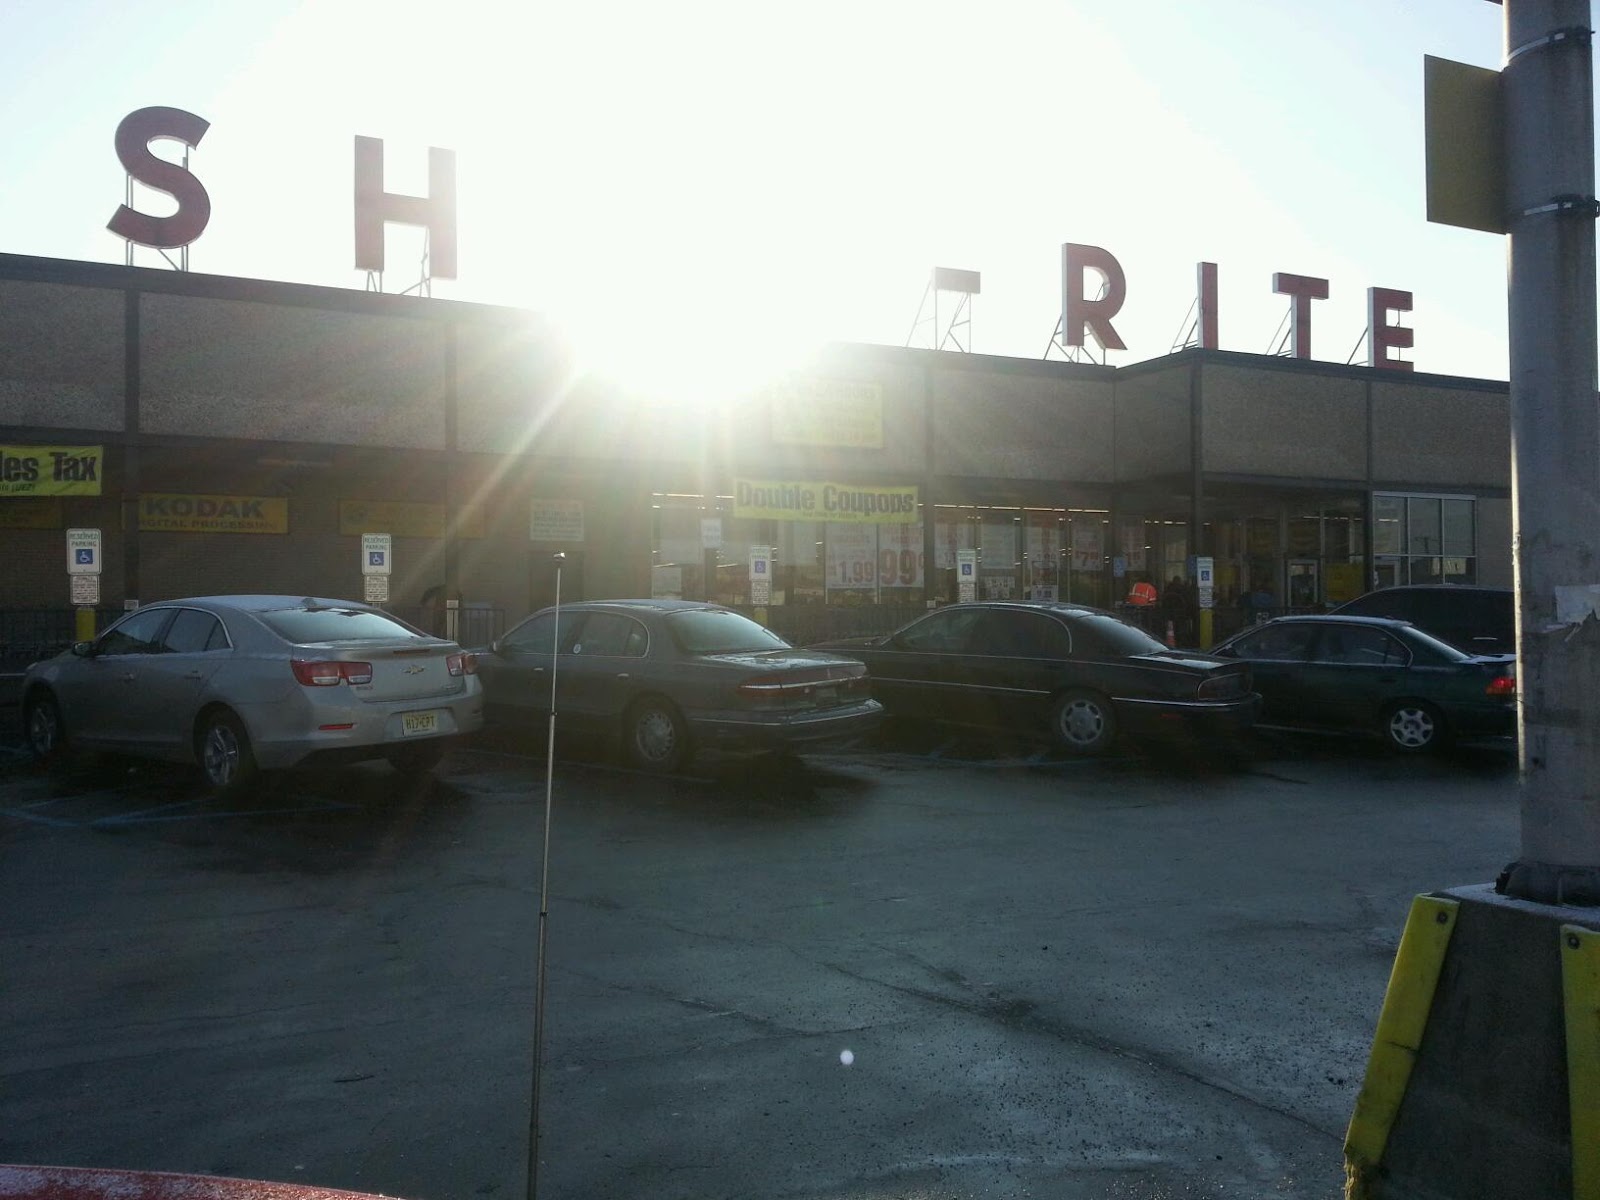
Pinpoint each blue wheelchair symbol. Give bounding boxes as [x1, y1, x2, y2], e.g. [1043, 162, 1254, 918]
[754, 561, 767, 574]
[369, 551, 385, 566]
[74, 548, 94, 565]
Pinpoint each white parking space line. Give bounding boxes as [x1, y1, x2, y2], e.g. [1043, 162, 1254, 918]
[0, 783, 361, 830]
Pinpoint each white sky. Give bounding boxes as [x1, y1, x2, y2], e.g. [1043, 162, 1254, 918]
[0, 0, 1521, 388]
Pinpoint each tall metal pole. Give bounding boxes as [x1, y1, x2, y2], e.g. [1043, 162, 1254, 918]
[527, 553, 564, 1200]
[1497, 0, 1600, 903]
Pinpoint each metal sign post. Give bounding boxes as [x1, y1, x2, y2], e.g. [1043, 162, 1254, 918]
[361, 532, 391, 606]
[527, 552, 564, 1200]
[957, 549, 978, 603]
[66, 528, 101, 640]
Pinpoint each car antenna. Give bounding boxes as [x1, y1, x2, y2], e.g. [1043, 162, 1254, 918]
[527, 551, 564, 1200]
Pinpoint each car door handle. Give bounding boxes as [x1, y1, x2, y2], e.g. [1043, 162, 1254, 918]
[184, 671, 203, 680]
[1378, 676, 1397, 683]
[121, 672, 136, 683]
[615, 672, 630, 680]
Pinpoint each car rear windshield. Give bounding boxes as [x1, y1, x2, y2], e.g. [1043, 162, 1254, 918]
[667, 610, 791, 654]
[257, 607, 424, 644]
[1070, 613, 1169, 656]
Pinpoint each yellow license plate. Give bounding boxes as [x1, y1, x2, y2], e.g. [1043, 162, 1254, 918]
[401, 711, 439, 736]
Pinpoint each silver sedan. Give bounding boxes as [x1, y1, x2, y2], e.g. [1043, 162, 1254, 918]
[21, 595, 484, 795]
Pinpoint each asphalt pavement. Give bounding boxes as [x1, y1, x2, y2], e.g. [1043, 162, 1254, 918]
[0, 721, 1519, 1200]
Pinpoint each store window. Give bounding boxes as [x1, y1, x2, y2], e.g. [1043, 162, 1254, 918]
[932, 504, 1111, 606]
[653, 492, 926, 608]
[1373, 492, 1477, 586]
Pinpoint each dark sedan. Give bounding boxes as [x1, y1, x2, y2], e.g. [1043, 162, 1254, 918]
[475, 599, 882, 771]
[812, 601, 1260, 755]
[1209, 614, 1516, 752]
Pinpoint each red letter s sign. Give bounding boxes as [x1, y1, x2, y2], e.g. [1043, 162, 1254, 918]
[107, 107, 212, 249]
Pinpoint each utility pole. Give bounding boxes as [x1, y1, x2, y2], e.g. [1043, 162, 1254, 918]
[1342, 5, 1600, 1196]
[1496, 0, 1600, 903]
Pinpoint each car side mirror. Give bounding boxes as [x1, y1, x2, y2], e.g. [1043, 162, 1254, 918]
[488, 639, 503, 655]
[71, 641, 94, 657]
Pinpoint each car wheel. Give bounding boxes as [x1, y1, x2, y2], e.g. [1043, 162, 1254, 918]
[1383, 701, 1445, 753]
[1050, 689, 1117, 756]
[197, 709, 259, 797]
[625, 697, 690, 773]
[387, 739, 447, 777]
[24, 691, 65, 764]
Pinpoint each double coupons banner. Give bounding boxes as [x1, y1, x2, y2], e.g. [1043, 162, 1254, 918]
[734, 478, 918, 524]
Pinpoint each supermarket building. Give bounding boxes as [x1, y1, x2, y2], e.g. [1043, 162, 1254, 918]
[0, 252, 1510, 645]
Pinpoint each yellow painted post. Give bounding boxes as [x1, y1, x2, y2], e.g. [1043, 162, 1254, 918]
[74, 606, 96, 642]
[1562, 924, 1600, 1200]
[1199, 608, 1214, 650]
[1344, 894, 1460, 1199]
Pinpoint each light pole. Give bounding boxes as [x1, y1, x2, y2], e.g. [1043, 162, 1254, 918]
[1495, 0, 1600, 903]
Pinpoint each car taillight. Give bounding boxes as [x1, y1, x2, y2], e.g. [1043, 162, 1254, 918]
[1198, 673, 1247, 700]
[1486, 674, 1517, 697]
[448, 652, 477, 676]
[292, 660, 373, 687]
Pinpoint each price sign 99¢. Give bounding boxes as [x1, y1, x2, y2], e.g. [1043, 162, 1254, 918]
[878, 548, 922, 587]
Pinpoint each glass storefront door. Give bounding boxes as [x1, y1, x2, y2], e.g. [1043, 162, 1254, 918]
[1286, 559, 1319, 609]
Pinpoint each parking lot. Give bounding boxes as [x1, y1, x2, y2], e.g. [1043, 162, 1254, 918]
[0, 719, 1519, 1200]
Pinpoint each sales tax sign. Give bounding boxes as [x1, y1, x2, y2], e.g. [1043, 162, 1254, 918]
[1, 445, 104, 497]
[734, 478, 918, 523]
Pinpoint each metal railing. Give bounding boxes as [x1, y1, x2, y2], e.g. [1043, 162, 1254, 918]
[737, 604, 930, 647]
[0, 607, 127, 673]
[387, 606, 507, 648]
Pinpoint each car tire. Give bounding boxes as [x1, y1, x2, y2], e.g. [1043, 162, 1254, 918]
[1050, 689, 1117, 756]
[387, 739, 447, 777]
[1382, 701, 1445, 754]
[197, 709, 259, 798]
[23, 691, 65, 764]
[624, 697, 691, 773]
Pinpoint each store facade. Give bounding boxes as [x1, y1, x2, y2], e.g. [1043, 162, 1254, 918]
[0, 253, 1511, 647]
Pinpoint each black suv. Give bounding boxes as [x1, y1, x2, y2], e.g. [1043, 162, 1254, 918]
[1329, 585, 1513, 655]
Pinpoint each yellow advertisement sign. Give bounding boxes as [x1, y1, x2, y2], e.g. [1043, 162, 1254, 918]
[139, 493, 288, 534]
[769, 378, 884, 449]
[1326, 562, 1364, 605]
[734, 478, 919, 524]
[0, 445, 104, 497]
[0, 498, 63, 529]
[338, 499, 485, 540]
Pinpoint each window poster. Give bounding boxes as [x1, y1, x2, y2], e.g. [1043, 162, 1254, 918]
[1071, 524, 1104, 571]
[1118, 521, 1146, 571]
[825, 524, 878, 590]
[878, 522, 925, 589]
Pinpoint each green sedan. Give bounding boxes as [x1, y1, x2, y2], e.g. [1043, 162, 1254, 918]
[1209, 614, 1516, 753]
